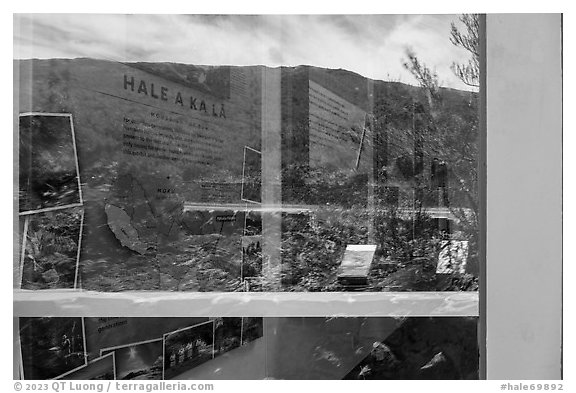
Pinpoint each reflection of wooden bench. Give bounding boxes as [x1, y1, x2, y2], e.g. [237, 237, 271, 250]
[337, 245, 377, 287]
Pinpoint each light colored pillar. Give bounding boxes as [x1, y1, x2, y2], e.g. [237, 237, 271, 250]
[366, 80, 376, 244]
[260, 67, 282, 290]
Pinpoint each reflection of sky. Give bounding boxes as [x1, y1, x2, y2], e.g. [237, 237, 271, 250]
[115, 341, 162, 377]
[14, 14, 476, 91]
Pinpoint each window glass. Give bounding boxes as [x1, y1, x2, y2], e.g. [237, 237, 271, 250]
[14, 13, 482, 380]
[15, 15, 480, 293]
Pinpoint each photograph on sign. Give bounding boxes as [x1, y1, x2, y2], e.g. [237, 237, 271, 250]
[241, 209, 262, 288]
[19, 113, 83, 215]
[20, 207, 83, 289]
[213, 317, 243, 358]
[241, 317, 264, 346]
[241, 146, 262, 204]
[19, 317, 87, 380]
[100, 338, 163, 380]
[18, 215, 29, 286]
[56, 352, 115, 380]
[83, 317, 209, 361]
[162, 320, 214, 380]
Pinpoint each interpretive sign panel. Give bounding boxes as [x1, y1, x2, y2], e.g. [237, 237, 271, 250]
[16, 59, 263, 292]
[241, 146, 262, 203]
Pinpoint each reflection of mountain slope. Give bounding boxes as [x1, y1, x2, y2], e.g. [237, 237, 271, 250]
[129, 62, 218, 97]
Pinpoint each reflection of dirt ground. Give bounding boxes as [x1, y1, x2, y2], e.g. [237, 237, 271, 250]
[164, 348, 212, 379]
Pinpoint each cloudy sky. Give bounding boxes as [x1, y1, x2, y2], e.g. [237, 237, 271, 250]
[14, 14, 476, 91]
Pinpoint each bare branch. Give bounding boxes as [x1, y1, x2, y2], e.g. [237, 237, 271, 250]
[449, 13, 480, 88]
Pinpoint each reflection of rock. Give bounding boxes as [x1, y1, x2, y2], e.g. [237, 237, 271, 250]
[105, 204, 149, 254]
[371, 342, 398, 365]
[418, 351, 458, 379]
[421, 351, 447, 369]
[358, 365, 372, 379]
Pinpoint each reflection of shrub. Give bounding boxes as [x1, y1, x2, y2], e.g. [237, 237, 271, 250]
[282, 164, 369, 207]
[395, 154, 415, 179]
[242, 255, 262, 279]
[281, 207, 369, 290]
[280, 197, 478, 292]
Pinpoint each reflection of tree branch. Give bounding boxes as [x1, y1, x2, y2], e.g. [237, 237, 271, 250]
[449, 14, 480, 88]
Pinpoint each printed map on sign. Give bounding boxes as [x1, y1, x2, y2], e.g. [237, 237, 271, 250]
[105, 173, 184, 255]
